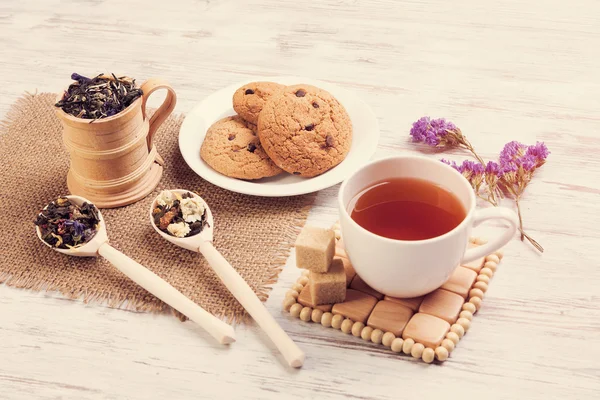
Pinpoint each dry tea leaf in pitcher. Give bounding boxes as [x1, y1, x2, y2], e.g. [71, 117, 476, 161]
[151, 190, 208, 238]
[34, 197, 101, 249]
[55, 73, 143, 121]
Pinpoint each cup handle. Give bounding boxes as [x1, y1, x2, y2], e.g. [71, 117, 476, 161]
[461, 207, 519, 264]
[139, 78, 177, 166]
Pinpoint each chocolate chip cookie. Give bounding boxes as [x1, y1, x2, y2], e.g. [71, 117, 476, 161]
[200, 116, 282, 180]
[232, 82, 285, 125]
[257, 84, 352, 177]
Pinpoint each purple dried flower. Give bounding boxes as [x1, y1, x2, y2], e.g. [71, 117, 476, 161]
[460, 160, 485, 176]
[519, 155, 537, 171]
[525, 141, 550, 166]
[501, 162, 518, 174]
[411, 117, 461, 148]
[485, 161, 501, 177]
[499, 141, 527, 166]
[441, 158, 460, 170]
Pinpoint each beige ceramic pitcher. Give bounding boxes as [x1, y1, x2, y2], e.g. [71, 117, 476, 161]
[55, 76, 176, 208]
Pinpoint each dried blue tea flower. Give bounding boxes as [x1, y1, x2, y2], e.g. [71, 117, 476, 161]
[34, 196, 101, 249]
[152, 190, 208, 238]
[55, 73, 143, 122]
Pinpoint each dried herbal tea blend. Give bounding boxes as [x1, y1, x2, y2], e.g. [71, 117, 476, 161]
[55, 73, 143, 121]
[34, 197, 101, 249]
[152, 190, 208, 238]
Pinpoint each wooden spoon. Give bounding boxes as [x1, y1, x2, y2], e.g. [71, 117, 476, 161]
[35, 195, 236, 345]
[150, 189, 305, 368]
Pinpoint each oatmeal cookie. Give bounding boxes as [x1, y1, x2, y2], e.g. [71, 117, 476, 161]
[200, 116, 282, 180]
[232, 81, 285, 125]
[257, 84, 352, 177]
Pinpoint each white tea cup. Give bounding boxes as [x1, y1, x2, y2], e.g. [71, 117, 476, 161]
[338, 155, 518, 298]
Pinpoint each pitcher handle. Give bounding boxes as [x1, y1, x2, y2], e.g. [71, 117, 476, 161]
[139, 78, 177, 166]
[461, 207, 519, 263]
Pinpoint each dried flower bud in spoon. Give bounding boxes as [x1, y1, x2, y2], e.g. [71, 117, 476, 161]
[151, 190, 208, 238]
[33, 196, 101, 249]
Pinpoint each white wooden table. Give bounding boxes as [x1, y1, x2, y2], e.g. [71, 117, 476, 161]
[1, 1, 599, 399]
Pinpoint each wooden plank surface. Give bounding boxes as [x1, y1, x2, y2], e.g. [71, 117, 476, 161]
[1, 0, 599, 399]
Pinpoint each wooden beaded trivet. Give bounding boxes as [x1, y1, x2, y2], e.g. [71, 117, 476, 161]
[282, 222, 504, 364]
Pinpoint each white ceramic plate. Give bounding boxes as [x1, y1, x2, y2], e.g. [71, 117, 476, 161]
[178, 76, 380, 197]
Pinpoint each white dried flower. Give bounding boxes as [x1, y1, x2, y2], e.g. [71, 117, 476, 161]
[157, 190, 176, 206]
[181, 197, 205, 223]
[166, 222, 191, 238]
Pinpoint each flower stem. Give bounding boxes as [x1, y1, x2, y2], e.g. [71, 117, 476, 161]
[514, 196, 544, 252]
[461, 137, 487, 166]
[481, 191, 544, 253]
[515, 197, 525, 241]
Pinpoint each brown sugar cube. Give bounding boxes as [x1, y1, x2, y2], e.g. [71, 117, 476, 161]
[402, 313, 451, 349]
[419, 288, 465, 324]
[350, 275, 384, 300]
[441, 266, 478, 299]
[297, 285, 332, 312]
[295, 225, 335, 272]
[367, 300, 414, 336]
[309, 258, 346, 305]
[336, 256, 356, 287]
[461, 242, 485, 272]
[331, 289, 378, 324]
[383, 295, 425, 312]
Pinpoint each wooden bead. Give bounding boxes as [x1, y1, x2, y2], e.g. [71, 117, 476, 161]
[469, 288, 485, 299]
[450, 324, 465, 338]
[470, 296, 483, 310]
[352, 322, 365, 337]
[332, 222, 341, 230]
[391, 338, 404, 353]
[371, 329, 384, 344]
[286, 289, 299, 299]
[493, 249, 504, 260]
[462, 302, 477, 313]
[435, 346, 449, 361]
[402, 338, 415, 355]
[442, 338, 455, 352]
[283, 296, 296, 312]
[311, 309, 324, 323]
[459, 310, 473, 321]
[486, 254, 500, 264]
[457, 317, 471, 332]
[301, 269, 310, 277]
[411, 343, 425, 359]
[480, 267, 494, 278]
[297, 276, 309, 286]
[473, 281, 488, 293]
[446, 331, 460, 345]
[321, 312, 333, 327]
[483, 261, 498, 272]
[474, 237, 487, 245]
[422, 348, 435, 363]
[292, 283, 304, 293]
[290, 303, 303, 318]
[331, 314, 344, 329]
[476, 274, 490, 284]
[341, 319, 354, 334]
[361, 326, 374, 341]
[382, 332, 396, 347]
[300, 307, 312, 322]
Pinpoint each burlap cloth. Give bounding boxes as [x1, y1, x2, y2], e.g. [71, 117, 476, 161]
[0, 93, 314, 323]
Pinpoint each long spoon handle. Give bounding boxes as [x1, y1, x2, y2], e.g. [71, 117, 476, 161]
[97, 243, 236, 345]
[198, 241, 305, 368]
